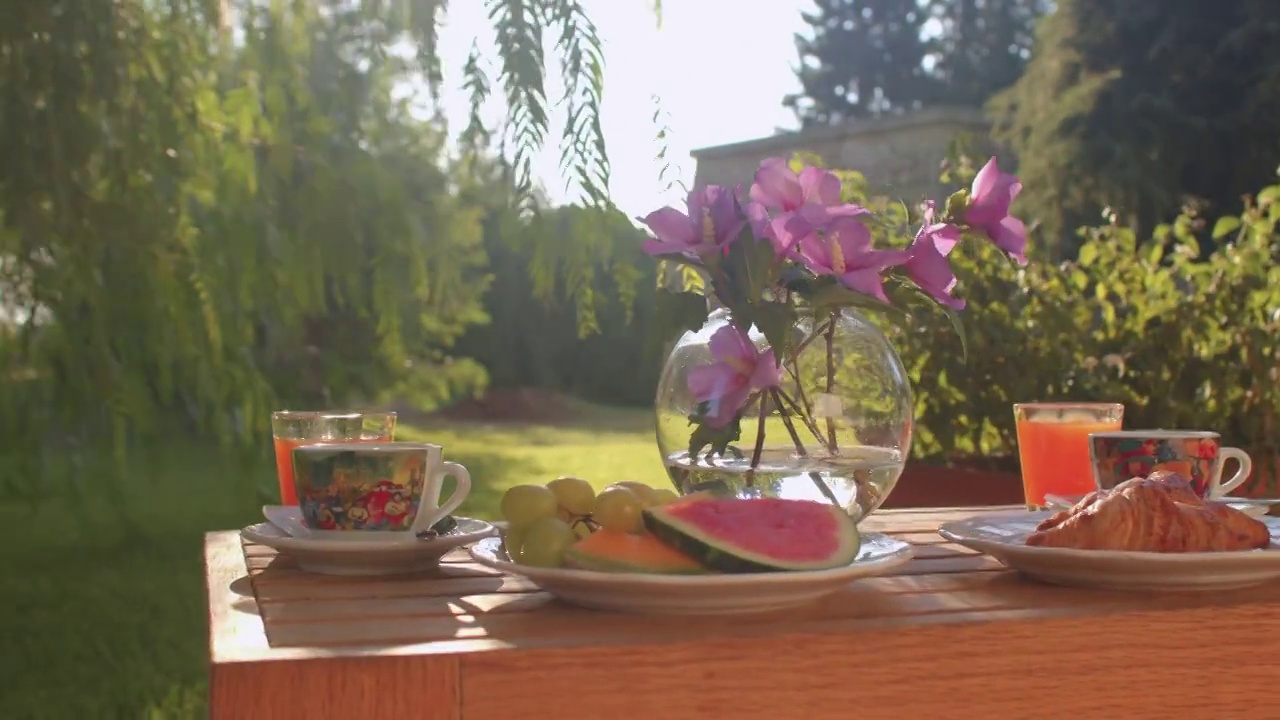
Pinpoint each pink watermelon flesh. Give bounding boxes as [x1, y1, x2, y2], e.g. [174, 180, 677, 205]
[663, 497, 841, 562]
[645, 496, 861, 572]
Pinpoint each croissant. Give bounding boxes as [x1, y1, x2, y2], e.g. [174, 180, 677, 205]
[1026, 473, 1270, 552]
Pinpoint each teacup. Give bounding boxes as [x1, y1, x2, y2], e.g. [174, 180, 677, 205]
[1088, 430, 1252, 499]
[292, 442, 471, 542]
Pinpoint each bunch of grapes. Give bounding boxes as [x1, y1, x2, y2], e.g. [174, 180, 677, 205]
[499, 477, 679, 568]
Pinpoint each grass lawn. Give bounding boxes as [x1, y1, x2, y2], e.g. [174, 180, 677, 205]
[0, 402, 665, 719]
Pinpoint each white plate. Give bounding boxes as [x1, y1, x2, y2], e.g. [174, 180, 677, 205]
[466, 533, 914, 615]
[939, 512, 1280, 592]
[241, 517, 496, 576]
[1044, 493, 1276, 519]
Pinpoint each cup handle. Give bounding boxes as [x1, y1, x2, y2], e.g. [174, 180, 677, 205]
[410, 462, 472, 535]
[1215, 447, 1252, 497]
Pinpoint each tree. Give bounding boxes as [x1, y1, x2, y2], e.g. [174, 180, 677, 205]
[785, 0, 938, 125]
[785, 0, 1049, 126]
[990, 0, 1280, 259]
[927, 0, 1051, 107]
[0, 0, 510, 492]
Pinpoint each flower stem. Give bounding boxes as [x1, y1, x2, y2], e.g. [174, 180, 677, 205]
[792, 318, 833, 358]
[823, 313, 839, 454]
[774, 386, 827, 448]
[771, 388, 842, 508]
[745, 391, 769, 487]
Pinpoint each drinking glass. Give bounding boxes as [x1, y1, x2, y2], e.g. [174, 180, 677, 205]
[1013, 403, 1124, 510]
[270, 411, 397, 505]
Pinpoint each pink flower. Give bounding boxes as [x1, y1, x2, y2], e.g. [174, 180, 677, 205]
[748, 158, 868, 255]
[687, 325, 781, 428]
[906, 204, 965, 310]
[642, 185, 746, 258]
[795, 217, 908, 303]
[965, 157, 1028, 265]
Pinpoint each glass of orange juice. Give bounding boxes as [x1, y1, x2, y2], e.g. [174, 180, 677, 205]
[270, 411, 397, 505]
[1013, 402, 1124, 509]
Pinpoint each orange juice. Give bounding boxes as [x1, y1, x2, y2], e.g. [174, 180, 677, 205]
[271, 411, 396, 505]
[1014, 403, 1124, 508]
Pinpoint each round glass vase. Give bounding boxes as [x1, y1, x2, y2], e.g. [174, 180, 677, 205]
[654, 307, 913, 523]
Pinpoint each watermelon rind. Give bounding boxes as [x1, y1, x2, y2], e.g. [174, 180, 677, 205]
[643, 498, 861, 573]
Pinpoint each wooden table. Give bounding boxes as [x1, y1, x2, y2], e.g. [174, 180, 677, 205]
[206, 506, 1280, 719]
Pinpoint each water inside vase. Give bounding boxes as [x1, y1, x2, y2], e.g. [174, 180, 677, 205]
[663, 445, 905, 522]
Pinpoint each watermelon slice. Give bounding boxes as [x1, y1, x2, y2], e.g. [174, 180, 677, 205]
[643, 497, 860, 573]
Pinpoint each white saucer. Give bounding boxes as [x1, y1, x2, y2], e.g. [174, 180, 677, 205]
[467, 532, 914, 615]
[261, 504, 461, 545]
[1044, 493, 1275, 519]
[241, 516, 496, 576]
[940, 512, 1280, 592]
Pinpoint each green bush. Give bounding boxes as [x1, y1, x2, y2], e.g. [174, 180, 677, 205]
[894, 169, 1280, 489]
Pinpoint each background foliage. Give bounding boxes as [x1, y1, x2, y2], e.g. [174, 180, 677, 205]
[5, 0, 1280, 715]
[785, 0, 1051, 124]
[989, 0, 1280, 259]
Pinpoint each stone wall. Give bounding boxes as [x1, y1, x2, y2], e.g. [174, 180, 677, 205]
[691, 107, 998, 204]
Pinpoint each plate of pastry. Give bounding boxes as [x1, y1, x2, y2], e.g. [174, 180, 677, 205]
[1044, 492, 1276, 519]
[940, 471, 1280, 591]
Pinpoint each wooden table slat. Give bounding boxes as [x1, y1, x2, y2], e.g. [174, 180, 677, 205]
[207, 504, 1280, 720]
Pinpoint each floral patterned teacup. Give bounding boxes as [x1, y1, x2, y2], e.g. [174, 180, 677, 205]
[1088, 430, 1252, 499]
[292, 442, 471, 543]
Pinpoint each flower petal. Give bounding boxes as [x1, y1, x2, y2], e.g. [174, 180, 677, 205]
[966, 158, 1021, 228]
[688, 363, 735, 402]
[830, 216, 874, 259]
[795, 232, 834, 275]
[704, 385, 752, 428]
[837, 268, 891, 303]
[749, 348, 782, 388]
[825, 203, 872, 218]
[853, 248, 910, 271]
[749, 158, 804, 211]
[708, 324, 755, 366]
[744, 201, 772, 239]
[798, 167, 842, 206]
[642, 238, 693, 257]
[643, 207, 696, 247]
[906, 230, 966, 310]
[971, 157, 1001, 203]
[992, 215, 1029, 265]
[925, 222, 962, 257]
[768, 212, 815, 256]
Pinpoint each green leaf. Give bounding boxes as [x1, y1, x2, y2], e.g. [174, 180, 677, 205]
[942, 189, 969, 223]
[1143, 241, 1165, 264]
[652, 289, 708, 346]
[652, 252, 703, 270]
[779, 264, 818, 296]
[687, 410, 743, 461]
[1212, 216, 1241, 240]
[943, 306, 969, 361]
[1077, 243, 1099, 267]
[751, 302, 798, 366]
[721, 230, 778, 307]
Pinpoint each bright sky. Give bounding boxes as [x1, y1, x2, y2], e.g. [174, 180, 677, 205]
[436, 0, 813, 216]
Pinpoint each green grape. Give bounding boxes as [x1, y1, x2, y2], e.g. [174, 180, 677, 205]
[650, 488, 680, 506]
[571, 519, 593, 539]
[519, 517, 576, 568]
[594, 486, 644, 533]
[547, 476, 596, 516]
[610, 481, 660, 508]
[500, 484, 559, 528]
